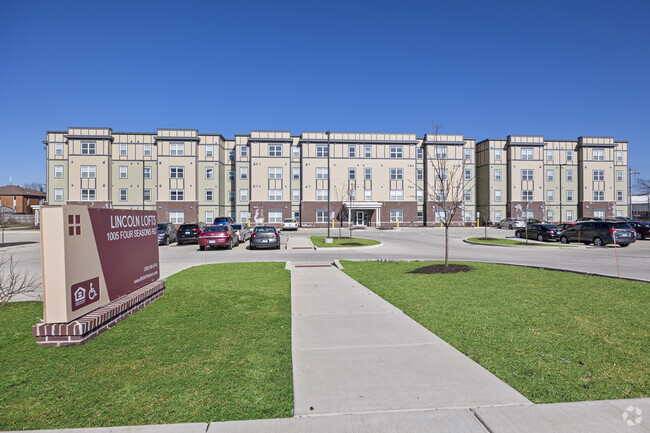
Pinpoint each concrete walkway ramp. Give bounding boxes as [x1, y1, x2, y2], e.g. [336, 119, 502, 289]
[289, 264, 530, 416]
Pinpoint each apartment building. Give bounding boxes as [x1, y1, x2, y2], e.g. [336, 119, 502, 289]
[476, 135, 629, 222]
[44, 128, 628, 226]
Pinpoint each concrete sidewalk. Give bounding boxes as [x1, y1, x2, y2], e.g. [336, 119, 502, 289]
[290, 263, 530, 415]
[286, 235, 315, 250]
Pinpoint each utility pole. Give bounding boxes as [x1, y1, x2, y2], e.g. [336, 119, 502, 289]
[326, 131, 331, 239]
[629, 168, 639, 217]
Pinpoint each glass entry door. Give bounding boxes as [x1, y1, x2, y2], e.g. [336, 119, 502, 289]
[355, 211, 368, 226]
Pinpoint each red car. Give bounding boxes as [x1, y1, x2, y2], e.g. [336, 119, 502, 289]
[198, 225, 239, 250]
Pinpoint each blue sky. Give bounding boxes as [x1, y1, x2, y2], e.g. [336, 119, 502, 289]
[1, 0, 649, 188]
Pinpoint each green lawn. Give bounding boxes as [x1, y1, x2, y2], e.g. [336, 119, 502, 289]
[0, 263, 293, 431]
[466, 237, 567, 246]
[310, 235, 380, 248]
[341, 260, 650, 403]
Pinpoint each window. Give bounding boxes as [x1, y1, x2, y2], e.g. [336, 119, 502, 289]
[494, 169, 502, 181]
[316, 168, 328, 179]
[144, 166, 152, 179]
[206, 145, 214, 157]
[593, 149, 604, 161]
[364, 146, 371, 158]
[616, 170, 623, 182]
[390, 168, 403, 180]
[434, 189, 447, 201]
[269, 211, 282, 223]
[228, 150, 235, 161]
[119, 166, 128, 179]
[268, 190, 282, 201]
[316, 189, 328, 201]
[81, 142, 96, 155]
[566, 210, 574, 221]
[268, 167, 282, 179]
[144, 189, 152, 202]
[417, 211, 424, 223]
[292, 189, 300, 201]
[170, 190, 184, 201]
[566, 149, 573, 161]
[546, 149, 553, 161]
[417, 189, 424, 202]
[120, 143, 128, 157]
[316, 145, 328, 157]
[616, 150, 623, 162]
[464, 148, 472, 161]
[547, 190, 554, 201]
[228, 211, 236, 221]
[522, 169, 534, 181]
[390, 146, 403, 158]
[205, 211, 214, 224]
[390, 210, 404, 223]
[205, 167, 214, 179]
[494, 210, 502, 221]
[240, 167, 248, 180]
[169, 210, 184, 224]
[81, 165, 96, 178]
[547, 210, 555, 221]
[547, 170, 554, 181]
[349, 146, 356, 158]
[54, 188, 63, 202]
[228, 191, 235, 202]
[365, 168, 372, 180]
[228, 171, 235, 182]
[390, 189, 403, 201]
[617, 190, 624, 201]
[567, 190, 574, 201]
[170, 142, 184, 156]
[593, 190, 605, 201]
[434, 146, 447, 159]
[292, 167, 300, 179]
[593, 170, 605, 181]
[522, 148, 534, 160]
[269, 144, 282, 157]
[205, 189, 214, 201]
[170, 167, 184, 178]
[464, 211, 472, 222]
[316, 211, 328, 223]
[119, 189, 128, 201]
[434, 168, 448, 180]
[416, 169, 423, 181]
[566, 170, 574, 182]
[594, 209, 606, 219]
[464, 169, 471, 181]
[292, 145, 300, 158]
[240, 189, 249, 202]
[54, 142, 63, 156]
[348, 168, 356, 180]
[240, 145, 248, 158]
[494, 148, 502, 161]
[617, 210, 624, 217]
[495, 190, 502, 202]
[143, 144, 152, 157]
[81, 189, 96, 201]
[349, 189, 356, 201]
[240, 211, 250, 223]
[54, 165, 63, 178]
[417, 147, 424, 159]
[464, 190, 471, 201]
[364, 189, 372, 201]
[522, 190, 533, 201]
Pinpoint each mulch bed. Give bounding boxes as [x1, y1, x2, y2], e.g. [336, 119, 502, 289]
[342, 242, 364, 246]
[408, 264, 473, 274]
[0, 241, 37, 248]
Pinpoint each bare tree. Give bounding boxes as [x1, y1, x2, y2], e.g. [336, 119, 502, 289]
[477, 195, 491, 239]
[637, 178, 650, 194]
[332, 182, 356, 239]
[22, 182, 45, 192]
[0, 253, 41, 306]
[427, 123, 467, 267]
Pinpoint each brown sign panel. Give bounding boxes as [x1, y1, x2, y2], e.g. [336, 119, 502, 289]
[70, 277, 100, 311]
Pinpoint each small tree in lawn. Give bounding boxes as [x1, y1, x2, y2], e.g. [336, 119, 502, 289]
[332, 182, 356, 240]
[477, 195, 491, 239]
[427, 123, 466, 267]
[0, 253, 40, 306]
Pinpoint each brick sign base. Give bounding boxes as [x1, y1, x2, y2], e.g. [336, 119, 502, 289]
[33, 280, 165, 347]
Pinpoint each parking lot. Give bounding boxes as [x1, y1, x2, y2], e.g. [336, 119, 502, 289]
[2, 225, 650, 302]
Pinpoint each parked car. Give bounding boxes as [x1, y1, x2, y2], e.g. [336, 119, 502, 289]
[577, 217, 603, 221]
[176, 222, 206, 245]
[198, 225, 238, 250]
[250, 226, 281, 249]
[282, 218, 299, 231]
[497, 218, 525, 229]
[157, 222, 177, 245]
[231, 224, 251, 242]
[524, 218, 548, 225]
[615, 216, 640, 223]
[213, 216, 234, 226]
[627, 221, 650, 240]
[556, 222, 577, 231]
[515, 224, 562, 242]
[559, 221, 636, 247]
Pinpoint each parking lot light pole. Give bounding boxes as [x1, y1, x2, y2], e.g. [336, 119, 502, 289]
[327, 131, 331, 239]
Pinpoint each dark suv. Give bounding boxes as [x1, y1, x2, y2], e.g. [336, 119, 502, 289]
[157, 222, 177, 245]
[559, 221, 636, 247]
[176, 222, 206, 245]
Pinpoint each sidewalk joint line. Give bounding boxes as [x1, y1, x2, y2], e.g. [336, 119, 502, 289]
[470, 408, 496, 433]
[293, 402, 533, 418]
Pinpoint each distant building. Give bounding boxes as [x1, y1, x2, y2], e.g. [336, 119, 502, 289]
[631, 193, 649, 219]
[0, 185, 46, 214]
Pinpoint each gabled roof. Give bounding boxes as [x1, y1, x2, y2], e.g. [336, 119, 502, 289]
[0, 185, 46, 197]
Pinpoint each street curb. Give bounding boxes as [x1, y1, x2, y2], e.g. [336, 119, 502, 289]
[462, 239, 577, 249]
[314, 241, 383, 251]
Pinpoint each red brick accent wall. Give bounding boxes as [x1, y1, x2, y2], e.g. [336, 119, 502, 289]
[579, 201, 616, 219]
[156, 201, 199, 223]
[249, 201, 292, 226]
[509, 201, 546, 219]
